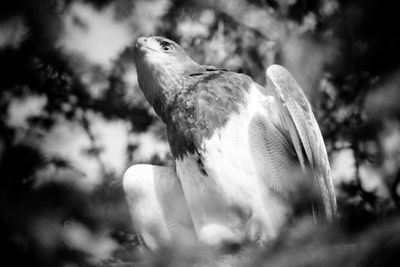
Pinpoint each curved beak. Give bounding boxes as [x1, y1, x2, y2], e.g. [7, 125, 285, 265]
[135, 37, 148, 50]
[135, 37, 159, 55]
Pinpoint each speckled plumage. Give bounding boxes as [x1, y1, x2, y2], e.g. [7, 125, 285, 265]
[125, 36, 337, 250]
[167, 70, 252, 159]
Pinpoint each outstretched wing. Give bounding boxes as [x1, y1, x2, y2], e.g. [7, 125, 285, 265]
[262, 64, 337, 220]
[123, 164, 196, 250]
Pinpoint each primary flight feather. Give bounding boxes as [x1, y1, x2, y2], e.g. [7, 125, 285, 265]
[124, 36, 336, 250]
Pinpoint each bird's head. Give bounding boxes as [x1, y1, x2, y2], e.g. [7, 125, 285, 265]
[134, 36, 200, 119]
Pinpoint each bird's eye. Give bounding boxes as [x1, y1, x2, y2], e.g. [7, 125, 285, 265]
[160, 42, 174, 53]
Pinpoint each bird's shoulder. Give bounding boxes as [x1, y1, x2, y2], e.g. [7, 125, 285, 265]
[167, 69, 255, 158]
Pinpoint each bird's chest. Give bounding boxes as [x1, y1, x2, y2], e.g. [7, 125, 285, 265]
[173, 87, 290, 240]
[174, 98, 263, 199]
[201, 107, 261, 188]
[167, 86, 247, 159]
[169, 84, 264, 179]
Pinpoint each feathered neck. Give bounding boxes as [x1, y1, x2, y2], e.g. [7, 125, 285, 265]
[137, 61, 206, 122]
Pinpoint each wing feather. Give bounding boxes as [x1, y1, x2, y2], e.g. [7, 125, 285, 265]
[264, 65, 337, 220]
[123, 164, 196, 249]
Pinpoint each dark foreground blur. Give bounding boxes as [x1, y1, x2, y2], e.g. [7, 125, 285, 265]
[1, 0, 400, 266]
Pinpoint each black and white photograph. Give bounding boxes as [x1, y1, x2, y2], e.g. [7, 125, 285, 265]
[1, 0, 400, 266]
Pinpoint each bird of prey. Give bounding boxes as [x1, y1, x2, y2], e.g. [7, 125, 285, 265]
[124, 36, 337, 250]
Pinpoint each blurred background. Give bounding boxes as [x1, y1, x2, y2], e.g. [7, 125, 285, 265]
[1, 0, 400, 266]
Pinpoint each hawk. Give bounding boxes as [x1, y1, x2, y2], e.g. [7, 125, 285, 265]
[124, 36, 336, 250]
